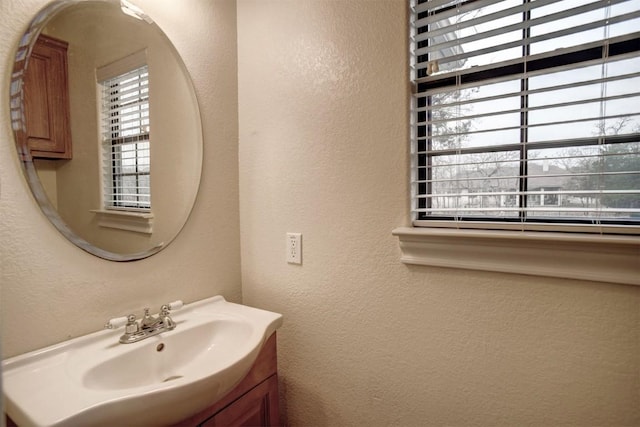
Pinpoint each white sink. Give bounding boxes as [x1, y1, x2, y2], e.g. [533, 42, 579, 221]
[2, 296, 283, 427]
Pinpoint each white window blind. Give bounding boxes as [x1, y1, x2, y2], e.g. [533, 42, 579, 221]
[99, 65, 150, 211]
[411, 0, 640, 233]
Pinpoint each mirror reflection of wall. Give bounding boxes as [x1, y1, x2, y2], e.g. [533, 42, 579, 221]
[22, 1, 202, 258]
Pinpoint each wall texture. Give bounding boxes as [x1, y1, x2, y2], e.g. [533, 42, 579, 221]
[237, 1, 640, 426]
[0, 0, 241, 358]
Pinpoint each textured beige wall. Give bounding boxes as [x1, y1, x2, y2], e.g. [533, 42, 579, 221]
[0, 0, 241, 358]
[237, 1, 640, 426]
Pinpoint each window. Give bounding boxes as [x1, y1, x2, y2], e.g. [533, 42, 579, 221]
[99, 63, 150, 211]
[411, 0, 640, 234]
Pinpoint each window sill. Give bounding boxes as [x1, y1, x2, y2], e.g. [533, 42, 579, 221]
[392, 227, 640, 286]
[91, 209, 153, 234]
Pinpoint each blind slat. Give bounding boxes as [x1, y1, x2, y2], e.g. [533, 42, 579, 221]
[422, 93, 640, 127]
[417, 11, 640, 67]
[416, 71, 640, 111]
[419, 189, 640, 197]
[425, 112, 640, 141]
[102, 82, 149, 100]
[419, 0, 633, 48]
[415, 207, 640, 213]
[101, 101, 149, 116]
[416, 0, 560, 39]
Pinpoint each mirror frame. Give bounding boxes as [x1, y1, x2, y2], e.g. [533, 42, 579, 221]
[9, 0, 203, 261]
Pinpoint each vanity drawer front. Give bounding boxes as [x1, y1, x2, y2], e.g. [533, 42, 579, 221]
[201, 374, 279, 427]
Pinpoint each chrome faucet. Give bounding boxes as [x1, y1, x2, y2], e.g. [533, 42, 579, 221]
[105, 300, 183, 344]
[141, 307, 162, 328]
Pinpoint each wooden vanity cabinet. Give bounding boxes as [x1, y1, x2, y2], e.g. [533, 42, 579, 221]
[23, 34, 73, 159]
[174, 332, 280, 427]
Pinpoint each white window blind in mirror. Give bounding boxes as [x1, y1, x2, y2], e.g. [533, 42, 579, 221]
[99, 64, 150, 211]
[411, 0, 640, 234]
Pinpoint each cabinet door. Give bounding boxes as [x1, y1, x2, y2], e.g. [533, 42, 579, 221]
[24, 35, 72, 159]
[201, 375, 279, 427]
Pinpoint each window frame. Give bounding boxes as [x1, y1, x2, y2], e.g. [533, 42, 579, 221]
[398, 0, 640, 285]
[97, 52, 151, 213]
[411, 0, 640, 234]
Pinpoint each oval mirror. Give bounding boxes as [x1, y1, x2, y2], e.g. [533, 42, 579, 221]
[10, 0, 203, 261]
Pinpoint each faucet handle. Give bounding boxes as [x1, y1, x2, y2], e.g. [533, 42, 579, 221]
[105, 316, 128, 329]
[160, 300, 183, 315]
[167, 300, 183, 311]
[125, 314, 140, 334]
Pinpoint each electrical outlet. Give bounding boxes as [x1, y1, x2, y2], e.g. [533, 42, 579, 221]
[286, 233, 302, 264]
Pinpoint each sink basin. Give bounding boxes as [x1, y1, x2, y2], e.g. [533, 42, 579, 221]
[2, 296, 283, 427]
[79, 318, 253, 391]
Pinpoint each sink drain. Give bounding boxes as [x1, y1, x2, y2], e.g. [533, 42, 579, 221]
[163, 375, 183, 382]
[156, 343, 165, 352]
